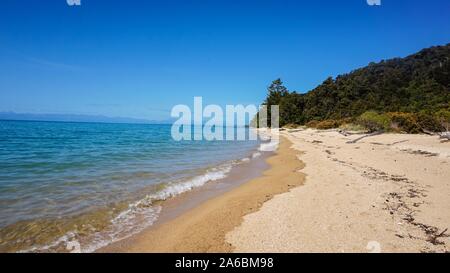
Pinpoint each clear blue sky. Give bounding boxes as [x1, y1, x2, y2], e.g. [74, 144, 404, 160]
[0, 0, 449, 120]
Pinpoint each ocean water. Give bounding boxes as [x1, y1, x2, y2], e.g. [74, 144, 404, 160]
[0, 120, 266, 252]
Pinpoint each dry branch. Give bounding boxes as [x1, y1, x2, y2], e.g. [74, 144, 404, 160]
[346, 131, 384, 144]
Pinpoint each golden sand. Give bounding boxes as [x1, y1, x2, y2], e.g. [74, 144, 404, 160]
[102, 130, 450, 253]
[228, 129, 450, 253]
[100, 136, 304, 252]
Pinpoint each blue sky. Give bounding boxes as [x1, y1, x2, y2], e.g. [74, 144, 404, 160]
[0, 0, 449, 121]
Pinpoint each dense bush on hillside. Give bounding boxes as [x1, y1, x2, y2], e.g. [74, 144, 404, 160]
[260, 44, 450, 133]
[356, 111, 391, 132]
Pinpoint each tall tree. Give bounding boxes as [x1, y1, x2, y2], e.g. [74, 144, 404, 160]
[264, 78, 289, 127]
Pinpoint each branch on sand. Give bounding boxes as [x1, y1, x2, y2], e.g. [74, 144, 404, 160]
[422, 129, 436, 136]
[338, 129, 368, 137]
[427, 228, 449, 246]
[439, 132, 450, 141]
[338, 129, 351, 137]
[422, 129, 450, 142]
[346, 131, 384, 144]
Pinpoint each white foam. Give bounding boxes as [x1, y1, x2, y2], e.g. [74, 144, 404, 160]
[146, 165, 232, 202]
[82, 205, 161, 253]
[20, 205, 162, 253]
[258, 141, 279, 152]
[252, 152, 261, 158]
[87, 165, 233, 252]
[259, 133, 271, 141]
[20, 147, 271, 253]
[19, 232, 78, 253]
[20, 164, 234, 253]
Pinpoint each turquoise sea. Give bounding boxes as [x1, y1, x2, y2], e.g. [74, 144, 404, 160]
[0, 120, 264, 252]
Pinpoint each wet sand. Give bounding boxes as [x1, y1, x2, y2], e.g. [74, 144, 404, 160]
[100, 137, 304, 252]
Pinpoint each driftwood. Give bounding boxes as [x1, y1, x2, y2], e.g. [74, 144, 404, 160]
[421, 129, 450, 141]
[346, 131, 384, 144]
[439, 132, 450, 140]
[288, 128, 305, 133]
[389, 139, 409, 146]
[422, 129, 436, 136]
[338, 129, 368, 137]
[338, 129, 351, 136]
[428, 228, 449, 245]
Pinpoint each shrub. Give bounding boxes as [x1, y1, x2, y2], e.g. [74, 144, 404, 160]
[315, 119, 340, 129]
[416, 112, 442, 132]
[357, 111, 391, 132]
[303, 110, 449, 133]
[387, 112, 420, 133]
[305, 120, 319, 128]
[283, 123, 301, 129]
[339, 117, 356, 125]
[339, 123, 366, 132]
[435, 110, 450, 131]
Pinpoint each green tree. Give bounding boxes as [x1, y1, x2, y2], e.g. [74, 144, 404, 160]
[264, 78, 289, 127]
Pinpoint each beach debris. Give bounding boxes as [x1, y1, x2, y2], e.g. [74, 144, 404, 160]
[391, 175, 409, 182]
[338, 129, 351, 136]
[388, 139, 409, 146]
[381, 178, 448, 250]
[421, 129, 436, 136]
[287, 128, 305, 133]
[427, 228, 449, 245]
[337, 129, 368, 136]
[422, 130, 450, 142]
[439, 131, 450, 141]
[401, 149, 439, 157]
[407, 188, 425, 198]
[346, 131, 384, 144]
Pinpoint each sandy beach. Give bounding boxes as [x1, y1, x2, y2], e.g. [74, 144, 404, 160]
[102, 129, 450, 253]
[100, 136, 305, 252]
[228, 129, 450, 253]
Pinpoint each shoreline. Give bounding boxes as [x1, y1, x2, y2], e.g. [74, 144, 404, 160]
[151, 150, 272, 226]
[100, 129, 450, 253]
[99, 136, 304, 252]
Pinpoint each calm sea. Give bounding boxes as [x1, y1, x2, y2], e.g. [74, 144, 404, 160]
[0, 120, 265, 252]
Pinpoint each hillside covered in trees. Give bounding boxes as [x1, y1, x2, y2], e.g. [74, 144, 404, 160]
[262, 44, 450, 133]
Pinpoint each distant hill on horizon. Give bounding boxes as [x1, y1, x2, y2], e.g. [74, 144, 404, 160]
[0, 112, 174, 125]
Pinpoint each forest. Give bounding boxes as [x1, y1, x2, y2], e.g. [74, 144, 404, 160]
[260, 44, 450, 133]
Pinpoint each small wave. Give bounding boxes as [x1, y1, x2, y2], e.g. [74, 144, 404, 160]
[83, 205, 161, 253]
[89, 165, 234, 252]
[18, 143, 271, 253]
[18, 232, 78, 253]
[19, 205, 162, 253]
[258, 132, 271, 141]
[20, 164, 234, 253]
[258, 141, 279, 152]
[252, 152, 261, 158]
[148, 165, 232, 201]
